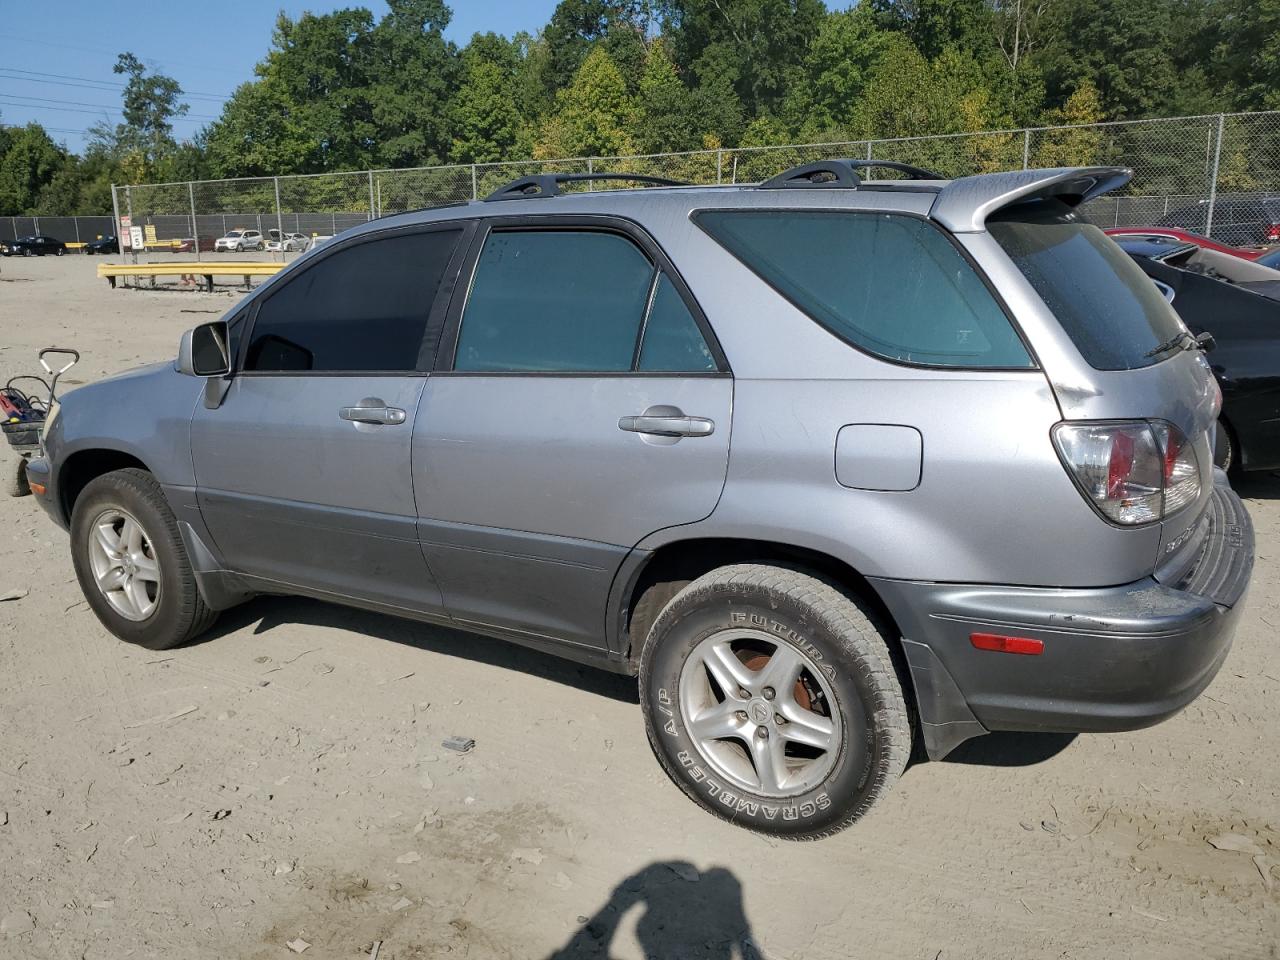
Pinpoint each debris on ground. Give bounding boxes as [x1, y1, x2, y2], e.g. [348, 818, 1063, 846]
[0, 912, 34, 936]
[1255, 856, 1274, 892]
[1206, 832, 1265, 856]
[1040, 820, 1060, 834]
[274, 861, 295, 876]
[511, 847, 543, 865]
[369, 941, 382, 960]
[442, 736, 475, 753]
[391, 897, 413, 912]
[210, 809, 232, 821]
[285, 937, 310, 953]
[0, 588, 28, 602]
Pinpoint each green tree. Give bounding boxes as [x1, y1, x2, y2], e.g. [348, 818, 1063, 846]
[369, 0, 461, 167]
[535, 46, 638, 158]
[0, 123, 73, 215]
[782, 6, 891, 140]
[450, 34, 526, 162]
[657, 0, 825, 117]
[1033, 79, 1105, 167]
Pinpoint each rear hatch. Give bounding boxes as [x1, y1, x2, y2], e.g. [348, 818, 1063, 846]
[990, 203, 1219, 573]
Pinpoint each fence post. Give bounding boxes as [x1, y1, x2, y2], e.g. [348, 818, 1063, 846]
[368, 171, 376, 221]
[125, 186, 136, 265]
[716, 149, 723, 185]
[110, 185, 122, 260]
[471, 164, 478, 200]
[1205, 113, 1225, 238]
[730, 154, 738, 184]
[274, 177, 284, 262]
[189, 181, 201, 262]
[1022, 129, 1031, 170]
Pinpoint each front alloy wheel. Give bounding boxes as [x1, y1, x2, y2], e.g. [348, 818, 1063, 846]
[86, 508, 161, 620]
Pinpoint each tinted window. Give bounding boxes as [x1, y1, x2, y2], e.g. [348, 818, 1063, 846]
[637, 275, 716, 371]
[697, 211, 1031, 368]
[245, 229, 461, 372]
[989, 204, 1185, 370]
[455, 231, 654, 372]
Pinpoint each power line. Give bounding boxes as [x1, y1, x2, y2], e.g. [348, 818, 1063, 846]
[0, 67, 229, 101]
[0, 94, 219, 121]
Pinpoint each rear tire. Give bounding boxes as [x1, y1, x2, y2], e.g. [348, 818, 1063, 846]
[70, 468, 217, 650]
[639, 563, 910, 839]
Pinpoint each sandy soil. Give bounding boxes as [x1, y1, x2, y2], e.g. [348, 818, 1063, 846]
[1, 254, 1277, 960]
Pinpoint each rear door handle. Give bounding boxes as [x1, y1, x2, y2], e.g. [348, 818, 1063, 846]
[619, 414, 715, 438]
[339, 397, 407, 425]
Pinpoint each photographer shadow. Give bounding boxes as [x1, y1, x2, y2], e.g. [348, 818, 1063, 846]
[547, 861, 761, 960]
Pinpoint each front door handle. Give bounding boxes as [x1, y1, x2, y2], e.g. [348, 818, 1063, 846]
[619, 413, 715, 438]
[339, 397, 407, 425]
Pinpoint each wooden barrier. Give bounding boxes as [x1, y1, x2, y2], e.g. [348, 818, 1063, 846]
[96, 261, 285, 293]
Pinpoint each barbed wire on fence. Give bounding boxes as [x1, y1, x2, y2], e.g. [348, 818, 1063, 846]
[8, 110, 1274, 252]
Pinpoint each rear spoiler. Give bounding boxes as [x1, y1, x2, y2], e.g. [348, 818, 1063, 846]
[930, 166, 1132, 233]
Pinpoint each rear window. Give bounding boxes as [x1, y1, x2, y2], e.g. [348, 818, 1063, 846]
[696, 210, 1032, 368]
[989, 204, 1185, 370]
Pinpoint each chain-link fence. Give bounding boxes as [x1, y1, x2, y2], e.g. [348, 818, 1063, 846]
[91, 110, 1280, 259]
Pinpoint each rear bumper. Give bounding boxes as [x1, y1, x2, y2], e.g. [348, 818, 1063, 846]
[871, 479, 1254, 758]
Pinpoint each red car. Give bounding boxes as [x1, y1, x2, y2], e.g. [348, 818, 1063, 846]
[1104, 227, 1267, 260]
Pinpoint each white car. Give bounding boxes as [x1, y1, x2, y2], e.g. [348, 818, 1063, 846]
[214, 229, 264, 253]
[307, 235, 333, 251]
[265, 231, 307, 253]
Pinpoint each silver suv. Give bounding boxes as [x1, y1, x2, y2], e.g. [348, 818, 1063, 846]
[27, 162, 1254, 839]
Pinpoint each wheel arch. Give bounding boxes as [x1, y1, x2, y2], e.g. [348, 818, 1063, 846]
[57, 448, 151, 524]
[613, 536, 914, 710]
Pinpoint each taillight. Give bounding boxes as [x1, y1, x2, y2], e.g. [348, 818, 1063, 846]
[1267, 224, 1280, 242]
[1053, 421, 1200, 525]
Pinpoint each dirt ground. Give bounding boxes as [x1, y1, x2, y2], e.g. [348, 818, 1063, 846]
[1, 254, 1277, 960]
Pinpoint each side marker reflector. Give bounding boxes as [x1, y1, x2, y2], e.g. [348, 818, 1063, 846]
[28, 482, 47, 497]
[970, 632, 1044, 656]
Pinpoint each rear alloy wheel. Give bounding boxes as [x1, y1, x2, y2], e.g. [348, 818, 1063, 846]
[639, 564, 911, 839]
[1214, 417, 1236, 474]
[71, 468, 217, 649]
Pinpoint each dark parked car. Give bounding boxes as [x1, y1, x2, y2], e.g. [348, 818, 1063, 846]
[82, 235, 119, 255]
[1, 235, 68, 257]
[1116, 235, 1280, 472]
[1157, 197, 1280, 246]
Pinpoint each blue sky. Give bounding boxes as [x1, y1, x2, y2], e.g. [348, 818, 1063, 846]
[1, 1, 563, 152]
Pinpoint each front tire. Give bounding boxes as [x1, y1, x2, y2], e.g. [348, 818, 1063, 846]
[639, 564, 910, 839]
[70, 468, 217, 650]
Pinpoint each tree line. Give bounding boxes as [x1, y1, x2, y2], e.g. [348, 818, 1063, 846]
[2, 0, 1277, 216]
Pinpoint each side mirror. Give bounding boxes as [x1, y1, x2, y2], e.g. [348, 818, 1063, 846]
[177, 321, 231, 377]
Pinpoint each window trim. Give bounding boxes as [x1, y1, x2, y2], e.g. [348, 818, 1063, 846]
[236, 220, 476, 378]
[691, 207, 1041, 373]
[434, 214, 731, 377]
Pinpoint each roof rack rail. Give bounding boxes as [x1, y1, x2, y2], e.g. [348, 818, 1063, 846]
[483, 172, 690, 202]
[759, 159, 944, 190]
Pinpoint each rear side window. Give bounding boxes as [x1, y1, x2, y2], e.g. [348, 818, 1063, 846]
[696, 210, 1032, 368]
[245, 229, 461, 372]
[454, 229, 718, 373]
[989, 205, 1185, 371]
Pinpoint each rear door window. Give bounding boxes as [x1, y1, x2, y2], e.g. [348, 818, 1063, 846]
[695, 210, 1032, 368]
[988, 203, 1186, 370]
[453, 229, 719, 373]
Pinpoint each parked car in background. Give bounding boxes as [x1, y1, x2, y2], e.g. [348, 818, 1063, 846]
[214, 229, 264, 252]
[266, 231, 307, 253]
[1157, 196, 1280, 246]
[2, 235, 68, 257]
[1105, 227, 1268, 260]
[82, 236, 119, 255]
[1254, 248, 1280, 270]
[306, 234, 333, 251]
[1115, 234, 1280, 472]
[25, 163, 1253, 839]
